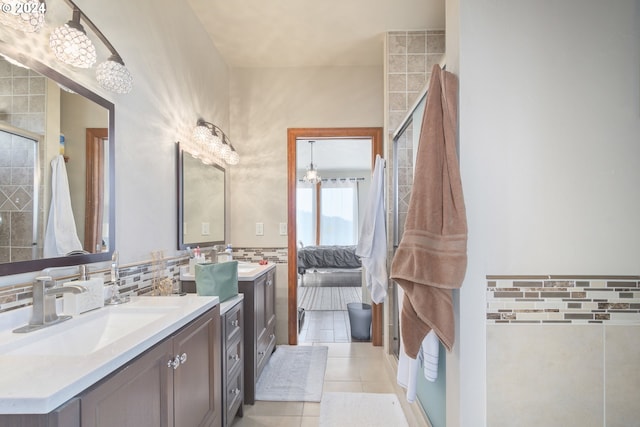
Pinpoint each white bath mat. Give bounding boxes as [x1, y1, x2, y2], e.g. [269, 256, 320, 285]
[319, 392, 409, 427]
[256, 345, 328, 402]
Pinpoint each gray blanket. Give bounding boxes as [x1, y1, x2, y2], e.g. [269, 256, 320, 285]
[297, 245, 361, 274]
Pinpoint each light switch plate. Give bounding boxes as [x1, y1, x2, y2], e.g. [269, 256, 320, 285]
[279, 222, 287, 235]
[256, 222, 264, 236]
[201, 222, 210, 235]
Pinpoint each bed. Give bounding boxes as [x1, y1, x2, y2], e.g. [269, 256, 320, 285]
[297, 245, 362, 287]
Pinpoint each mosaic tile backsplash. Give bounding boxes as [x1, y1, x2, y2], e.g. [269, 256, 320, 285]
[487, 276, 640, 324]
[0, 247, 288, 314]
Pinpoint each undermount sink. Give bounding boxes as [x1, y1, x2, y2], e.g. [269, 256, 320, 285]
[237, 264, 257, 273]
[1, 308, 166, 356]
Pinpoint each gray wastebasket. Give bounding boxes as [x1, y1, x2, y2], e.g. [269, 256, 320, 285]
[347, 303, 372, 341]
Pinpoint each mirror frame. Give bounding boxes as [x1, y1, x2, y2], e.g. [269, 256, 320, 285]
[0, 43, 116, 276]
[176, 143, 225, 250]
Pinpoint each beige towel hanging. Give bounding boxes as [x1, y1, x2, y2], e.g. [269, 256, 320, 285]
[390, 64, 467, 357]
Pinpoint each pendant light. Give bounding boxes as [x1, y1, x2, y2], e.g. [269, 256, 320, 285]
[303, 141, 321, 184]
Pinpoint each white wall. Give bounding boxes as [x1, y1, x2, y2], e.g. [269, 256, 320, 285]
[77, 0, 230, 263]
[456, 0, 640, 425]
[228, 66, 384, 247]
[228, 65, 383, 343]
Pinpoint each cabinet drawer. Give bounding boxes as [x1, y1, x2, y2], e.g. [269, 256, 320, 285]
[225, 368, 243, 421]
[256, 324, 276, 379]
[224, 303, 242, 343]
[225, 336, 243, 375]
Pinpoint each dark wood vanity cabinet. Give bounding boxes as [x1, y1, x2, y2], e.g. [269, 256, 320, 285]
[221, 298, 244, 427]
[81, 305, 221, 427]
[239, 266, 276, 405]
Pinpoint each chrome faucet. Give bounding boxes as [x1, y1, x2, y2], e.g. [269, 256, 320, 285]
[13, 276, 87, 333]
[106, 251, 129, 305]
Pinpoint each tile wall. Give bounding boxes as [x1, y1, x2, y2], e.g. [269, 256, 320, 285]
[486, 276, 640, 426]
[0, 58, 46, 263]
[0, 248, 289, 315]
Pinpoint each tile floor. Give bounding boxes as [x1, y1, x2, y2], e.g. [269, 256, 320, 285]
[229, 310, 424, 426]
[298, 310, 353, 343]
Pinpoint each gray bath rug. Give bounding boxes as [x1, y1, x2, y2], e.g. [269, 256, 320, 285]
[255, 345, 328, 402]
[319, 392, 409, 427]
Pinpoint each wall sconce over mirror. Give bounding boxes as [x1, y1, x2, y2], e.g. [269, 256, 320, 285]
[184, 119, 240, 166]
[0, 0, 133, 93]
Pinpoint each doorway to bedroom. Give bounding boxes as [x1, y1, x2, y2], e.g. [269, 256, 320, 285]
[286, 127, 383, 345]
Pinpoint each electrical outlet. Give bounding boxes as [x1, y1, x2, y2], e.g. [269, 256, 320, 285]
[279, 222, 287, 235]
[256, 222, 264, 236]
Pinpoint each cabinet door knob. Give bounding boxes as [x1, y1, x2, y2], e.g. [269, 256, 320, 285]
[230, 319, 239, 327]
[269, 334, 275, 339]
[258, 351, 265, 356]
[229, 354, 240, 361]
[230, 388, 241, 395]
[179, 352, 187, 365]
[168, 356, 180, 370]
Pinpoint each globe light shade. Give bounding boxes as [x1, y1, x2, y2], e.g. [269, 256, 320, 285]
[49, 23, 96, 68]
[96, 58, 133, 94]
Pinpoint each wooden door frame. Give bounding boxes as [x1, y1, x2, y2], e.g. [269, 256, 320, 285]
[287, 127, 384, 346]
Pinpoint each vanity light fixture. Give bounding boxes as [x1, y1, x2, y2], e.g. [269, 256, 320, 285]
[49, 7, 96, 68]
[303, 140, 321, 184]
[0, 0, 46, 33]
[190, 119, 240, 166]
[47, 0, 133, 93]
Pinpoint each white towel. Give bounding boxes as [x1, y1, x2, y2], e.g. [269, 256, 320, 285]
[43, 155, 83, 257]
[422, 330, 439, 382]
[396, 287, 440, 402]
[356, 155, 388, 303]
[396, 285, 419, 402]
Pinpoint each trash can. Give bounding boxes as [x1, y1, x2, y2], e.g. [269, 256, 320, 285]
[347, 303, 372, 341]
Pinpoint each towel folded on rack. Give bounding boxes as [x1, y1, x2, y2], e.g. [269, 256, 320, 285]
[390, 64, 467, 357]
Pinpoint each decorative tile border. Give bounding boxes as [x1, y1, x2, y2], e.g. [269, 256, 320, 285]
[232, 247, 287, 264]
[486, 276, 640, 325]
[0, 247, 288, 315]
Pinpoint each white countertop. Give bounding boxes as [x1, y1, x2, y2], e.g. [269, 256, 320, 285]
[0, 294, 219, 414]
[180, 261, 276, 282]
[220, 293, 244, 314]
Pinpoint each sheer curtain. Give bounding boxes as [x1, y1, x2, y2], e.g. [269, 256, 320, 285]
[319, 179, 359, 245]
[296, 182, 315, 246]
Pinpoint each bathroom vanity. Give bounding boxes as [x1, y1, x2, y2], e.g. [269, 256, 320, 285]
[0, 295, 221, 427]
[180, 262, 277, 406]
[220, 295, 244, 427]
[238, 263, 276, 405]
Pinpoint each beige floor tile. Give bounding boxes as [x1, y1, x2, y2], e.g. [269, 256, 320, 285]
[302, 402, 321, 417]
[323, 380, 363, 393]
[324, 357, 362, 381]
[361, 381, 396, 393]
[242, 400, 304, 417]
[231, 415, 303, 427]
[300, 416, 320, 427]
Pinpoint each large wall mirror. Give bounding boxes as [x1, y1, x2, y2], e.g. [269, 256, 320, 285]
[0, 44, 115, 276]
[177, 143, 225, 249]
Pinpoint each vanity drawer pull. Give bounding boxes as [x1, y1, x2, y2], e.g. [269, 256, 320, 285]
[258, 351, 265, 356]
[230, 388, 241, 395]
[168, 357, 180, 370]
[167, 353, 187, 370]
